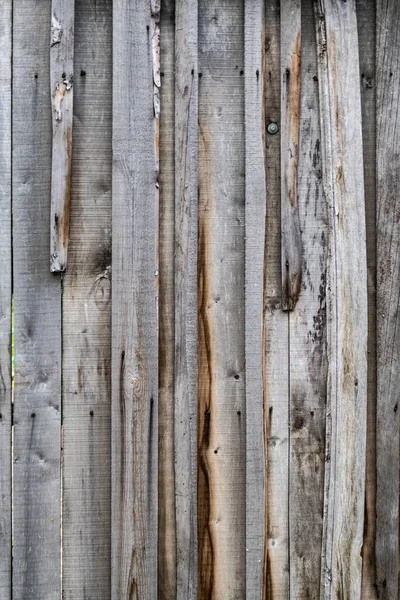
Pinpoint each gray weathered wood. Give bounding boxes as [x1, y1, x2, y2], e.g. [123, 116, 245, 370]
[289, 1, 327, 596]
[12, 1, 62, 597]
[244, 1, 267, 597]
[112, 0, 159, 596]
[281, 0, 302, 312]
[264, 0, 290, 595]
[62, 0, 112, 597]
[313, 1, 368, 597]
[0, 0, 12, 597]
[375, 1, 400, 597]
[357, 0, 377, 596]
[174, 0, 198, 597]
[50, 0, 75, 272]
[197, 1, 245, 597]
[158, 1, 177, 598]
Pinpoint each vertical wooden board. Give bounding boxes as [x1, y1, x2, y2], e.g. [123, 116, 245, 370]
[50, 0, 75, 272]
[375, 1, 400, 597]
[12, 1, 62, 598]
[288, 1, 327, 596]
[158, 1, 177, 598]
[112, 0, 159, 597]
[313, 1, 368, 598]
[357, 0, 377, 597]
[62, 0, 112, 597]
[197, 1, 245, 597]
[174, 0, 198, 597]
[0, 0, 12, 597]
[244, 1, 267, 598]
[281, 0, 302, 312]
[264, 0, 290, 596]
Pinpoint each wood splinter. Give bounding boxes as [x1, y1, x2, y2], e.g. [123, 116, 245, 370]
[50, 0, 74, 272]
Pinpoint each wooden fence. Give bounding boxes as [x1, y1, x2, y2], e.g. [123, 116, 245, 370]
[0, 0, 399, 598]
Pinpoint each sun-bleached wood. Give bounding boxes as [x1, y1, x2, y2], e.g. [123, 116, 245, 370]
[62, 0, 112, 597]
[0, 1, 12, 596]
[112, 0, 160, 597]
[313, 1, 368, 597]
[12, 1, 62, 597]
[50, 0, 74, 272]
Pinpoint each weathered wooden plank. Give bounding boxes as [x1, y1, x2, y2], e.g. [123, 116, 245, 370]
[197, 1, 245, 597]
[288, 1, 327, 596]
[158, 1, 177, 598]
[50, 0, 74, 272]
[62, 0, 112, 597]
[244, 1, 267, 597]
[0, 0, 12, 597]
[112, 0, 159, 596]
[174, 0, 198, 597]
[375, 1, 400, 597]
[264, 0, 290, 595]
[281, 0, 302, 312]
[357, 0, 377, 597]
[313, 1, 368, 597]
[12, 1, 62, 597]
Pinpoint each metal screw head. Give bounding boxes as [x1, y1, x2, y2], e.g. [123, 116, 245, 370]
[267, 121, 279, 135]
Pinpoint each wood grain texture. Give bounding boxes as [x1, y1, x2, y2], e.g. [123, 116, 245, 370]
[112, 0, 159, 597]
[62, 1, 112, 597]
[263, 1, 290, 596]
[244, 0, 267, 597]
[0, 0, 12, 596]
[174, 0, 198, 597]
[12, 1, 62, 597]
[357, 0, 377, 597]
[197, 1, 246, 597]
[158, 1, 177, 598]
[375, 1, 400, 597]
[288, 1, 327, 596]
[281, 0, 302, 312]
[313, 1, 368, 597]
[50, 0, 75, 272]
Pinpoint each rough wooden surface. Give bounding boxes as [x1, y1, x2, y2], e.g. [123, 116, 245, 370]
[50, 0, 75, 272]
[158, 1, 177, 598]
[244, 1, 267, 597]
[281, 0, 302, 312]
[174, 0, 198, 597]
[375, 1, 400, 597]
[112, 0, 159, 597]
[62, 0, 112, 597]
[0, 0, 12, 597]
[314, 1, 368, 597]
[197, 1, 246, 597]
[289, 1, 327, 596]
[12, 1, 62, 598]
[264, 1, 290, 596]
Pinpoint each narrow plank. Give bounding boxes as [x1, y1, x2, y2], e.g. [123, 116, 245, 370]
[375, 1, 400, 597]
[158, 0, 177, 597]
[281, 0, 302, 312]
[12, 1, 62, 598]
[264, 0, 290, 595]
[313, 1, 368, 597]
[197, 1, 246, 597]
[244, 1, 267, 597]
[112, 0, 160, 596]
[50, 0, 75, 272]
[174, 0, 198, 597]
[289, 1, 327, 596]
[0, 0, 12, 596]
[357, 0, 377, 597]
[62, 0, 112, 597]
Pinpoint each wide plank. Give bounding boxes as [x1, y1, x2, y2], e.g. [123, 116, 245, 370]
[112, 0, 160, 596]
[62, 0, 112, 597]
